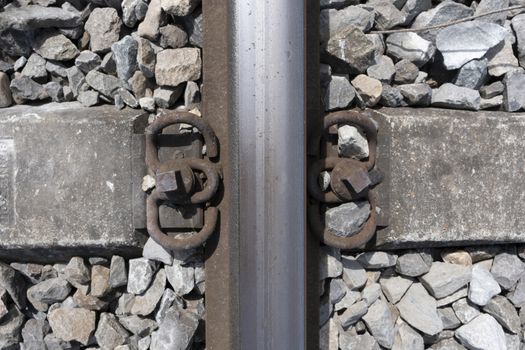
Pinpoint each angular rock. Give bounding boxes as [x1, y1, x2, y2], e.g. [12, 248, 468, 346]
[397, 283, 443, 336]
[66, 66, 85, 98]
[156, 48, 201, 87]
[490, 252, 525, 290]
[396, 251, 432, 277]
[480, 95, 503, 109]
[454, 59, 488, 90]
[339, 332, 380, 350]
[480, 81, 504, 99]
[370, 1, 406, 30]
[139, 96, 156, 111]
[351, 74, 382, 106]
[48, 307, 96, 345]
[340, 300, 368, 328]
[91, 265, 110, 297]
[131, 269, 166, 316]
[338, 125, 368, 159]
[27, 278, 71, 306]
[436, 21, 507, 70]
[487, 39, 520, 77]
[380, 85, 405, 107]
[394, 59, 419, 84]
[452, 298, 480, 324]
[401, 0, 432, 25]
[325, 201, 370, 238]
[482, 295, 520, 334]
[508, 274, 525, 307]
[14, 57, 27, 72]
[436, 287, 468, 308]
[0, 72, 13, 108]
[342, 257, 367, 290]
[398, 83, 432, 106]
[85, 7, 122, 53]
[21, 53, 47, 81]
[320, 6, 374, 46]
[155, 288, 182, 324]
[0, 5, 82, 30]
[10, 263, 42, 285]
[150, 308, 199, 350]
[475, 0, 509, 24]
[358, 252, 397, 269]
[386, 32, 435, 67]
[21, 318, 50, 344]
[95, 313, 130, 349]
[455, 314, 506, 350]
[165, 263, 194, 296]
[329, 278, 347, 304]
[120, 315, 158, 337]
[128, 258, 157, 295]
[184, 81, 200, 108]
[182, 8, 203, 47]
[112, 35, 139, 82]
[160, 0, 200, 16]
[430, 338, 467, 350]
[420, 262, 471, 299]
[512, 14, 525, 68]
[392, 322, 425, 350]
[431, 83, 481, 111]
[34, 31, 79, 61]
[503, 69, 525, 112]
[438, 307, 461, 330]
[137, 37, 156, 78]
[335, 289, 360, 311]
[85, 70, 122, 98]
[362, 298, 396, 348]
[78, 90, 99, 107]
[101, 53, 117, 75]
[138, 0, 163, 40]
[468, 264, 501, 306]
[441, 250, 472, 267]
[122, 0, 143, 27]
[0, 306, 24, 349]
[367, 55, 395, 84]
[109, 256, 128, 288]
[72, 290, 108, 311]
[118, 88, 140, 108]
[412, 1, 474, 41]
[319, 246, 343, 280]
[64, 257, 90, 287]
[325, 26, 376, 74]
[75, 51, 101, 73]
[362, 283, 381, 306]
[143, 238, 173, 265]
[44, 81, 64, 103]
[159, 25, 188, 49]
[379, 274, 413, 304]
[116, 293, 136, 316]
[323, 74, 355, 111]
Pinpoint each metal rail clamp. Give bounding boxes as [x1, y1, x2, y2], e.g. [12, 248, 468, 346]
[308, 110, 382, 250]
[145, 111, 221, 250]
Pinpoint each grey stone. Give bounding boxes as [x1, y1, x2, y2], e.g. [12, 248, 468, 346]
[138, 0, 163, 40]
[143, 238, 173, 265]
[131, 269, 166, 316]
[10, 263, 43, 285]
[429, 338, 467, 350]
[72, 290, 108, 311]
[165, 263, 194, 296]
[14, 57, 27, 72]
[155, 48, 201, 87]
[319, 246, 343, 280]
[0, 72, 13, 108]
[66, 66, 85, 97]
[160, 0, 200, 16]
[112, 35, 139, 82]
[455, 314, 506, 350]
[397, 283, 443, 336]
[339, 332, 380, 350]
[335, 289, 361, 311]
[21, 53, 47, 81]
[340, 300, 368, 328]
[506, 334, 520, 350]
[329, 278, 346, 304]
[109, 256, 128, 288]
[475, 0, 509, 24]
[320, 6, 375, 46]
[139, 97, 156, 112]
[118, 88, 139, 109]
[75, 51, 101, 73]
[0, 263, 26, 309]
[398, 83, 432, 106]
[64, 257, 90, 287]
[77, 90, 99, 107]
[503, 70, 525, 112]
[137, 37, 156, 79]
[487, 39, 520, 77]
[0, 306, 24, 349]
[90, 265, 110, 297]
[351, 74, 382, 106]
[480, 81, 504, 99]
[392, 322, 425, 350]
[323, 74, 355, 111]
[85, 70, 122, 98]
[368, 1, 406, 30]
[27, 278, 71, 307]
[34, 31, 79, 61]
[440, 250, 472, 266]
[367, 55, 395, 84]
[325, 26, 376, 74]
[361, 283, 381, 306]
[0, 61, 13, 75]
[95, 313, 129, 349]
[379, 274, 413, 303]
[508, 274, 525, 306]
[155, 289, 182, 324]
[101, 53, 117, 75]
[150, 308, 199, 350]
[116, 293, 135, 316]
[119, 315, 158, 337]
[184, 81, 200, 108]
[512, 14, 525, 68]
[431, 83, 480, 111]
[128, 258, 157, 294]
[85, 7, 122, 53]
[454, 59, 488, 90]
[491, 252, 525, 290]
[386, 32, 435, 67]
[412, 1, 474, 42]
[380, 85, 405, 107]
[128, 71, 153, 99]
[401, 0, 432, 25]
[122, 0, 142, 27]
[435, 21, 507, 70]
[395, 251, 432, 277]
[358, 252, 397, 269]
[436, 287, 468, 308]
[482, 295, 520, 333]
[452, 298, 480, 324]
[325, 201, 370, 238]
[438, 307, 461, 330]
[89, 257, 110, 266]
[0, 5, 81, 30]
[159, 25, 188, 49]
[342, 257, 367, 290]
[420, 262, 471, 299]
[21, 318, 50, 344]
[154, 86, 183, 109]
[181, 8, 202, 47]
[394, 59, 419, 84]
[44, 82, 64, 103]
[338, 125, 369, 159]
[468, 264, 500, 306]
[48, 307, 96, 346]
[480, 96, 503, 109]
[368, 33, 386, 58]
[362, 298, 396, 348]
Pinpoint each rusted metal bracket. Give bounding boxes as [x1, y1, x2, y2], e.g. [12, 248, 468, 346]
[144, 111, 221, 250]
[308, 110, 383, 250]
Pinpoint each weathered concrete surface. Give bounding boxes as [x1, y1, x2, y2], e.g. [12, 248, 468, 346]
[0, 103, 148, 261]
[371, 108, 525, 248]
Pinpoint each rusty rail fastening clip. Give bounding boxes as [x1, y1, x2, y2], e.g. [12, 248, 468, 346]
[145, 111, 220, 250]
[308, 110, 380, 250]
